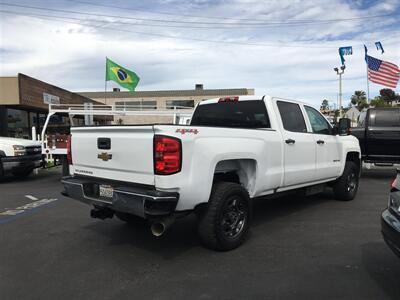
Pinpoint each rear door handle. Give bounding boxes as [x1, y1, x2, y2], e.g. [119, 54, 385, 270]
[317, 140, 325, 145]
[285, 139, 295, 145]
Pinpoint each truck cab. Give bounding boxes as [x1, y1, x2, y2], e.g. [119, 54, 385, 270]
[0, 137, 42, 180]
[352, 108, 400, 164]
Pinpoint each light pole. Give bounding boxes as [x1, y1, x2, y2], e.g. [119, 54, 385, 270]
[334, 65, 345, 118]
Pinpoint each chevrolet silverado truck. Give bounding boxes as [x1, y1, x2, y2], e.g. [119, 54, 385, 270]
[62, 96, 361, 251]
[351, 108, 400, 165]
[0, 137, 42, 180]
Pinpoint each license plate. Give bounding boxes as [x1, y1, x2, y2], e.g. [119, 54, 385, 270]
[99, 185, 114, 198]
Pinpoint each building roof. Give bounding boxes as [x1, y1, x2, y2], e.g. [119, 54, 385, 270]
[78, 88, 254, 99]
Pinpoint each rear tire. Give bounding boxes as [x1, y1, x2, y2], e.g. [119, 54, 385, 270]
[333, 161, 359, 201]
[197, 182, 251, 251]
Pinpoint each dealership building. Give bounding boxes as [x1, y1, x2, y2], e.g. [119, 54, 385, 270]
[0, 73, 101, 139]
[0, 74, 255, 138]
[79, 84, 255, 124]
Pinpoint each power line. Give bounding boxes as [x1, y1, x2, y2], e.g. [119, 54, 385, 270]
[0, 2, 398, 27]
[2, 9, 399, 50]
[0, 9, 340, 48]
[0, 9, 354, 30]
[0, 7, 385, 30]
[67, 0, 400, 24]
[67, 0, 274, 21]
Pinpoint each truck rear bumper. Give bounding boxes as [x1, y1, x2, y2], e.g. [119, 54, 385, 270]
[1, 154, 43, 173]
[61, 176, 179, 218]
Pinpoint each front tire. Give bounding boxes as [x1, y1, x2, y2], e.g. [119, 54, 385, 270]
[197, 182, 251, 251]
[333, 161, 359, 201]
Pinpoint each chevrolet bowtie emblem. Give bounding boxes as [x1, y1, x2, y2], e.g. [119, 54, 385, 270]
[98, 152, 112, 161]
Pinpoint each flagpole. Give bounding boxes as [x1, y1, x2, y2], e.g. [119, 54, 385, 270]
[104, 80, 107, 105]
[366, 58, 370, 104]
[104, 56, 107, 106]
[364, 46, 370, 104]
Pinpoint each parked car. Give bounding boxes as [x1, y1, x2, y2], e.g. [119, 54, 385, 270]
[62, 95, 361, 250]
[0, 137, 42, 180]
[381, 169, 400, 257]
[351, 108, 400, 165]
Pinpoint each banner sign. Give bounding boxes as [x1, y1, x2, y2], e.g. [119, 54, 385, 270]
[43, 92, 60, 105]
[338, 46, 353, 66]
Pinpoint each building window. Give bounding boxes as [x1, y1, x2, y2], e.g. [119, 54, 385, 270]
[115, 101, 126, 111]
[7, 108, 29, 139]
[166, 100, 195, 109]
[115, 100, 157, 110]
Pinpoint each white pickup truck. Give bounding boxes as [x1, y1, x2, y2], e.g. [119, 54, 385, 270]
[0, 137, 42, 180]
[62, 96, 361, 250]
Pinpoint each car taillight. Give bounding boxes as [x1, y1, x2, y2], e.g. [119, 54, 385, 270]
[154, 135, 181, 175]
[218, 96, 239, 103]
[67, 135, 72, 165]
[391, 178, 398, 192]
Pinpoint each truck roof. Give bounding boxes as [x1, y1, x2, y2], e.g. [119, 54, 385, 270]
[199, 95, 311, 106]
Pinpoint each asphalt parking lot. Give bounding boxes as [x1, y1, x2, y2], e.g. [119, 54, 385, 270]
[0, 167, 399, 300]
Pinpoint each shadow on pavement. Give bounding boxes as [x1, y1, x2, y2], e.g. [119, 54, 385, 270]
[0, 166, 62, 184]
[361, 241, 400, 300]
[84, 214, 201, 259]
[251, 190, 333, 227]
[84, 190, 334, 258]
[361, 168, 397, 180]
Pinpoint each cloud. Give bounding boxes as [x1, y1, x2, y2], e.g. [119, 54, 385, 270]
[0, 0, 399, 108]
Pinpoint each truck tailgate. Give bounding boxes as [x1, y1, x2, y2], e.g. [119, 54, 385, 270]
[70, 126, 155, 185]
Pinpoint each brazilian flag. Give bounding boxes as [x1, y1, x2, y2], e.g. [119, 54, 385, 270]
[106, 58, 140, 91]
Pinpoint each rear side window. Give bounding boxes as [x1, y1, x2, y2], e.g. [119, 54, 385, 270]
[190, 100, 270, 129]
[374, 109, 400, 127]
[277, 101, 307, 133]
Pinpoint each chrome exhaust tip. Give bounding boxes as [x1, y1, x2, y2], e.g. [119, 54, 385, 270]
[150, 216, 175, 237]
[151, 222, 166, 237]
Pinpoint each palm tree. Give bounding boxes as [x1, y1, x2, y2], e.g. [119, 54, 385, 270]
[350, 90, 368, 110]
[351, 91, 366, 105]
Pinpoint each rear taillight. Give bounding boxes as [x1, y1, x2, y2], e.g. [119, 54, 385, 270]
[218, 96, 239, 103]
[391, 178, 398, 192]
[154, 135, 181, 175]
[67, 135, 72, 165]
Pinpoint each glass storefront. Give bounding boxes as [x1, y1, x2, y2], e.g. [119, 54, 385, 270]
[7, 108, 30, 139]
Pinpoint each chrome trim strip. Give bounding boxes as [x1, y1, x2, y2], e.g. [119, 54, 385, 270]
[61, 179, 177, 202]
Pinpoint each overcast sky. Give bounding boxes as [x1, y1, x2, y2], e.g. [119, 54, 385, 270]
[0, 0, 399, 107]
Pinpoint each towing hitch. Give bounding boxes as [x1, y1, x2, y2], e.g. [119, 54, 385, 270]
[90, 208, 114, 220]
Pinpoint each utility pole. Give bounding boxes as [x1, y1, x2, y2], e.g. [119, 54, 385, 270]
[334, 65, 345, 118]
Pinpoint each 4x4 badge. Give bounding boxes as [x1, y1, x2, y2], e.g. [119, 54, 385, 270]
[98, 152, 112, 161]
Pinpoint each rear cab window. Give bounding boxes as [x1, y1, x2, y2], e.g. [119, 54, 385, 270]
[373, 109, 400, 127]
[190, 100, 270, 129]
[277, 101, 307, 133]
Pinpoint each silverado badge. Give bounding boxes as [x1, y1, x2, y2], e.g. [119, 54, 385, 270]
[98, 152, 112, 161]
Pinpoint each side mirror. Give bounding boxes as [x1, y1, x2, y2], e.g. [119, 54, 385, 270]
[338, 118, 351, 135]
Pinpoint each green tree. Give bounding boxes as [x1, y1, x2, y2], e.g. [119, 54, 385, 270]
[370, 96, 388, 107]
[379, 88, 399, 105]
[321, 99, 329, 110]
[350, 90, 368, 110]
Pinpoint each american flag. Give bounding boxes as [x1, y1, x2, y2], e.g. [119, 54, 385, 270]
[366, 55, 400, 89]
